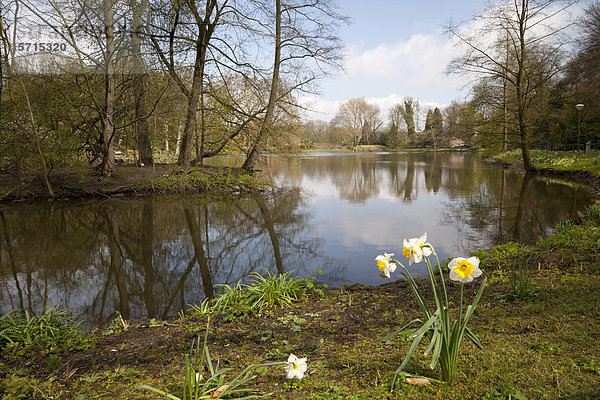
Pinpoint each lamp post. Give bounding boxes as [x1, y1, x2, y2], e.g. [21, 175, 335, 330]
[575, 103, 584, 151]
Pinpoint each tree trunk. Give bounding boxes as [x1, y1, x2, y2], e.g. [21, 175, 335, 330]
[164, 123, 169, 152]
[177, 2, 217, 167]
[131, 0, 153, 165]
[175, 124, 182, 158]
[0, 21, 3, 102]
[256, 196, 284, 275]
[243, 0, 281, 171]
[141, 201, 156, 318]
[178, 82, 201, 167]
[184, 207, 214, 300]
[2, 9, 24, 181]
[516, 0, 535, 172]
[512, 172, 533, 241]
[106, 209, 130, 320]
[502, 28, 509, 153]
[100, 0, 117, 176]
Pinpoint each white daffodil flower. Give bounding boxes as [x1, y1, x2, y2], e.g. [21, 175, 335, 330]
[285, 353, 307, 379]
[402, 233, 433, 265]
[448, 256, 482, 283]
[376, 252, 397, 278]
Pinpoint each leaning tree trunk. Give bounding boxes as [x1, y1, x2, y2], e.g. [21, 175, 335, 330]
[176, 2, 217, 168]
[177, 68, 202, 167]
[242, 0, 281, 172]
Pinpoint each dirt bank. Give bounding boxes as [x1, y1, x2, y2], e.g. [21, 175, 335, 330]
[0, 164, 261, 203]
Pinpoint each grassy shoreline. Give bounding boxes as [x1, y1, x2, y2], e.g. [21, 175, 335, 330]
[0, 164, 267, 203]
[486, 149, 600, 195]
[1, 206, 599, 399]
[489, 149, 600, 176]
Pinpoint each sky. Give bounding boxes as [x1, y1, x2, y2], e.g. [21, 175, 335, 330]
[299, 0, 496, 122]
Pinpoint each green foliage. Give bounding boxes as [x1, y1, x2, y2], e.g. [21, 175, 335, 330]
[277, 314, 307, 333]
[245, 270, 319, 311]
[188, 270, 326, 318]
[471, 242, 531, 270]
[536, 219, 600, 255]
[136, 321, 284, 399]
[0, 306, 92, 355]
[586, 204, 600, 220]
[0, 373, 63, 399]
[564, 358, 600, 375]
[482, 384, 528, 400]
[80, 368, 142, 384]
[493, 150, 600, 176]
[490, 253, 539, 301]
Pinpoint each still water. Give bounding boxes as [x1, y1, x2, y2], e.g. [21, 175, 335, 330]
[0, 152, 594, 327]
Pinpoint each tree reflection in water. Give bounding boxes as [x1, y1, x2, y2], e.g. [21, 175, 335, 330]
[0, 152, 594, 328]
[0, 189, 344, 329]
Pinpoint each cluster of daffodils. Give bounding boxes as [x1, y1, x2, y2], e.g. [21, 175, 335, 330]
[376, 232, 482, 283]
[284, 353, 307, 380]
[375, 232, 488, 386]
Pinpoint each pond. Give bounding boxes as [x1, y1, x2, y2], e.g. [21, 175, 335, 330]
[0, 152, 595, 328]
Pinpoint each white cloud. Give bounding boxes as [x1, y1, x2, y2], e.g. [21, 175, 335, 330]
[301, 0, 582, 124]
[300, 31, 468, 122]
[345, 33, 455, 86]
[298, 96, 341, 121]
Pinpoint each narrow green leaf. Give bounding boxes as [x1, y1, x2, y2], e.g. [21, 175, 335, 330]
[376, 319, 421, 343]
[390, 310, 440, 391]
[464, 326, 483, 349]
[134, 385, 182, 400]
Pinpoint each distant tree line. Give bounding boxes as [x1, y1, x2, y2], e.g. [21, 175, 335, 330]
[303, 0, 600, 168]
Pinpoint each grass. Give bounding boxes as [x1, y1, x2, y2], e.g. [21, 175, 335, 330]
[0, 306, 92, 356]
[492, 149, 600, 177]
[2, 273, 599, 398]
[136, 320, 284, 399]
[188, 270, 325, 317]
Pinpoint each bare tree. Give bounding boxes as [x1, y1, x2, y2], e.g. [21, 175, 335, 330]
[361, 101, 382, 144]
[242, 0, 282, 171]
[447, 0, 577, 171]
[130, 0, 153, 165]
[242, 0, 345, 171]
[147, 0, 230, 167]
[331, 97, 380, 147]
[17, 0, 133, 176]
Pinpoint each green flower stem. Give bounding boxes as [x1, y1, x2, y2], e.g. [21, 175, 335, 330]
[433, 253, 449, 307]
[459, 283, 464, 326]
